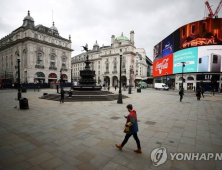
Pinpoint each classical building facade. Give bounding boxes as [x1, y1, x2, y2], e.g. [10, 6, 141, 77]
[0, 11, 73, 83]
[71, 31, 149, 87]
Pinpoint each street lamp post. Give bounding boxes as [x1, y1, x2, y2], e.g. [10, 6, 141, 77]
[71, 66, 73, 90]
[17, 53, 21, 100]
[117, 49, 123, 104]
[165, 72, 168, 86]
[128, 66, 133, 94]
[181, 62, 186, 90]
[60, 69, 63, 89]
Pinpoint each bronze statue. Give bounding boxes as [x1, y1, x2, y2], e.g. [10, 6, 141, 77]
[82, 43, 88, 52]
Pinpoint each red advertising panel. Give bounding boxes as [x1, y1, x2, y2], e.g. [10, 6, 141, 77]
[153, 54, 173, 77]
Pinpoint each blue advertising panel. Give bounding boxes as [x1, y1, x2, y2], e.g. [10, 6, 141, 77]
[162, 34, 174, 57]
[173, 47, 198, 73]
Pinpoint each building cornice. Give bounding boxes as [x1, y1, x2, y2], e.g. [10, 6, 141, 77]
[0, 37, 74, 52]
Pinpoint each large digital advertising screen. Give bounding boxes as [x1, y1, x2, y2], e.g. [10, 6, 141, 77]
[153, 54, 173, 77]
[153, 18, 222, 77]
[173, 47, 198, 74]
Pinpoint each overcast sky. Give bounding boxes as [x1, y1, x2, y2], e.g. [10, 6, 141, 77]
[1, 0, 222, 60]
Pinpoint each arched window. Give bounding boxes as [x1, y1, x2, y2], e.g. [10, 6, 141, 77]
[187, 76, 194, 80]
[50, 55, 56, 67]
[62, 57, 66, 68]
[36, 53, 43, 65]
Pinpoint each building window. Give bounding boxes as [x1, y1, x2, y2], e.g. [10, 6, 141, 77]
[65, 43, 68, 47]
[36, 53, 43, 65]
[98, 61, 100, 64]
[51, 39, 54, 44]
[51, 48, 55, 53]
[113, 62, 117, 71]
[1, 58, 3, 70]
[34, 33, 38, 39]
[6, 56, 8, 69]
[24, 52, 27, 67]
[11, 55, 13, 66]
[98, 71, 100, 75]
[50, 55, 56, 67]
[98, 65, 100, 69]
[106, 58, 109, 62]
[59, 41, 61, 45]
[106, 63, 109, 72]
[125, 48, 127, 51]
[122, 62, 125, 70]
[43, 36, 46, 41]
[62, 58, 66, 68]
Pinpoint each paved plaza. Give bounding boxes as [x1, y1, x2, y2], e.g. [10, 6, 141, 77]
[0, 88, 222, 170]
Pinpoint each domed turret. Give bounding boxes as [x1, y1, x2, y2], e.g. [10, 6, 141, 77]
[22, 10, 35, 28]
[116, 32, 129, 42]
[50, 22, 58, 31]
[93, 40, 100, 51]
[94, 40, 99, 47]
[24, 11, 34, 21]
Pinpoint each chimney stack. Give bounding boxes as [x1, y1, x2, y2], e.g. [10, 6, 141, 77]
[130, 30, 134, 45]
[111, 35, 115, 45]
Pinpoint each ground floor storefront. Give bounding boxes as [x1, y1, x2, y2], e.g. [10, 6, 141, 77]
[154, 73, 222, 91]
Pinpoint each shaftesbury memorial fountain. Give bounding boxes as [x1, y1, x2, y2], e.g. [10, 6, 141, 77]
[73, 44, 102, 91]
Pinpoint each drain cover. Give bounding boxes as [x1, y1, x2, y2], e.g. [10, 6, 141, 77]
[110, 117, 121, 120]
[145, 121, 156, 125]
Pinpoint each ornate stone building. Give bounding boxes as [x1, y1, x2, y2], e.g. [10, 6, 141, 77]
[0, 11, 73, 83]
[71, 31, 149, 87]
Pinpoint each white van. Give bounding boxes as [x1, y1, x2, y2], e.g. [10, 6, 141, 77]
[154, 83, 169, 90]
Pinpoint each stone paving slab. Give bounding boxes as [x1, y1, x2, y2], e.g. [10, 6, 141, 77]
[0, 88, 222, 170]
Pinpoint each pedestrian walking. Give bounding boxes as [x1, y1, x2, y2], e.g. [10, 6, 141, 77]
[37, 85, 40, 92]
[68, 90, 73, 98]
[115, 85, 117, 91]
[201, 86, 204, 98]
[196, 88, 201, 101]
[116, 104, 142, 153]
[60, 88, 65, 103]
[179, 87, 184, 102]
[108, 86, 110, 92]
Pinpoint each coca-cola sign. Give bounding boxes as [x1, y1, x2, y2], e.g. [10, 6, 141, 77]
[153, 54, 173, 77]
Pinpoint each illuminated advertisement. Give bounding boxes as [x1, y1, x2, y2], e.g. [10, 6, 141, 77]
[179, 19, 222, 51]
[153, 41, 162, 61]
[162, 34, 174, 57]
[153, 54, 173, 77]
[198, 45, 222, 72]
[153, 18, 222, 77]
[173, 47, 198, 74]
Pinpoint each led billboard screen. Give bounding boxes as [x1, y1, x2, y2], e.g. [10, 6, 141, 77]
[153, 54, 173, 77]
[153, 18, 222, 77]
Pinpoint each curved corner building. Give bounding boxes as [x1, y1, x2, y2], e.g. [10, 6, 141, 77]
[153, 18, 222, 91]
